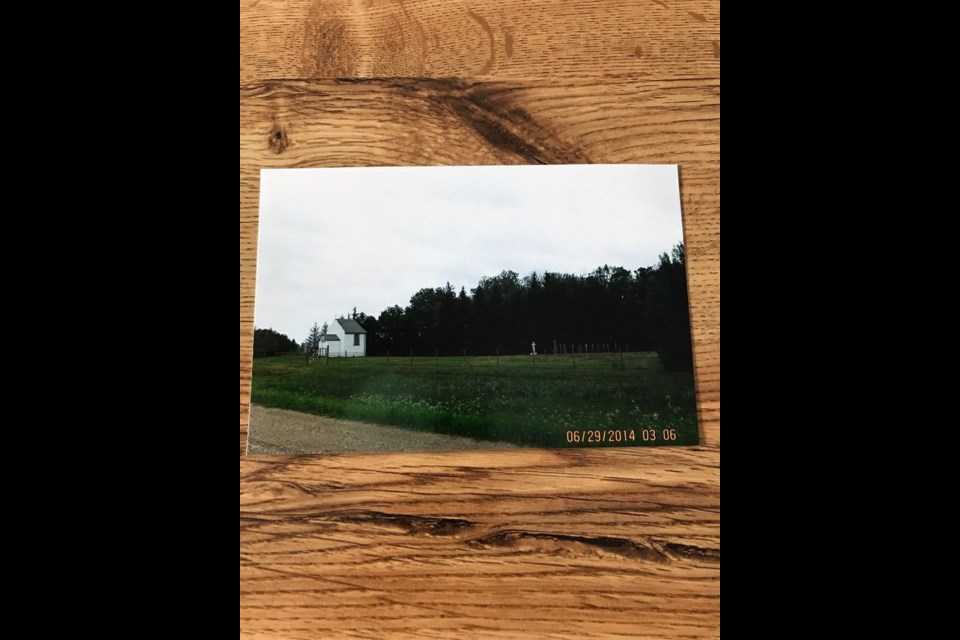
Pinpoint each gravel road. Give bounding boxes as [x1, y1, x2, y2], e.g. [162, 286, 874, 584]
[247, 404, 519, 454]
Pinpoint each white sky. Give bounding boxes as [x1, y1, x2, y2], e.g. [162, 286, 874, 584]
[256, 165, 683, 343]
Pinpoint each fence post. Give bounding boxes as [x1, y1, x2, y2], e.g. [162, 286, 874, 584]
[497, 346, 500, 367]
[620, 350, 625, 369]
[463, 348, 467, 366]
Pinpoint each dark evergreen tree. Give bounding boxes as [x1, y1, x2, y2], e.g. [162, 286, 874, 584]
[304, 322, 323, 355]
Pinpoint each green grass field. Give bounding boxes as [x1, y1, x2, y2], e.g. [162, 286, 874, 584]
[251, 352, 698, 448]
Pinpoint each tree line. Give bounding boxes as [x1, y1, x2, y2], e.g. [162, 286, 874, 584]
[254, 243, 693, 371]
[252, 328, 298, 358]
[364, 243, 692, 371]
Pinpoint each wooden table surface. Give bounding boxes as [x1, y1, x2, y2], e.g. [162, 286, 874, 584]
[240, 1, 720, 637]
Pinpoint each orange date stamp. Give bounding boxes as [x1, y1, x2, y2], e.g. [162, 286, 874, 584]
[565, 429, 678, 444]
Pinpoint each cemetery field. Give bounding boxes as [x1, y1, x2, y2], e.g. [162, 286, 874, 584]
[250, 353, 698, 448]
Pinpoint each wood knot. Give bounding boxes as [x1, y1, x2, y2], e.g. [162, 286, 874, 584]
[268, 126, 288, 154]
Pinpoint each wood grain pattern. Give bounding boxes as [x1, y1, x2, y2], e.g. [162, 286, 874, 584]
[241, 448, 719, 638]
[241, 1, 719, 636]
[239, 0, 720, 82]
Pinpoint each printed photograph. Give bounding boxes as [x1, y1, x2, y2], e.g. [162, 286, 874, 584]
[249, 165, 698, 454]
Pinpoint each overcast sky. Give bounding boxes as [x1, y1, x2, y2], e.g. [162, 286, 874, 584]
[256, 165, 683, 342]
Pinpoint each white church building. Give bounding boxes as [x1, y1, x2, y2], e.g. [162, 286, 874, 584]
[318, 318, 367, 357]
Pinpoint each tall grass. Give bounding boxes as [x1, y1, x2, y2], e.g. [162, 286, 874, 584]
[251, 353, 698, 447]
